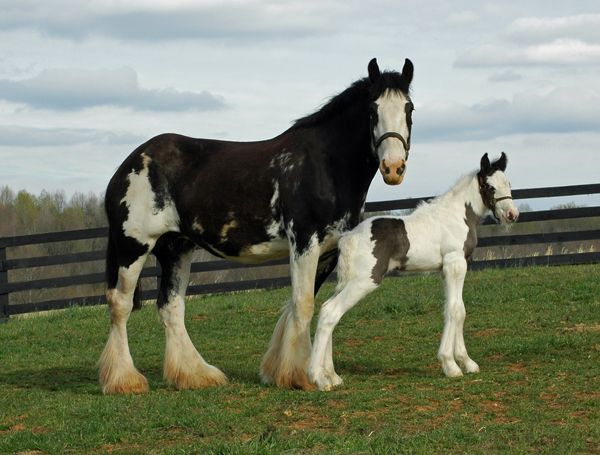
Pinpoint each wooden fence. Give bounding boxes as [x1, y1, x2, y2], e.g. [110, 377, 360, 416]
[1, 183, 599, 319]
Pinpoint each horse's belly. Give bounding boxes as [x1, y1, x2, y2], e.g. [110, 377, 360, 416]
[223, 238, 290, 264]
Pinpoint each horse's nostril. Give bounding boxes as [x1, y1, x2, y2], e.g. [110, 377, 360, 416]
[385, 167, 391, 175]
[398, 164, 406, 175]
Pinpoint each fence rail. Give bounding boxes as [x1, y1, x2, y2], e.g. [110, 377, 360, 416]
[1, 183, 599, 319]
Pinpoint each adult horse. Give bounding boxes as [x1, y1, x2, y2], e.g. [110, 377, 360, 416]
[99, 58, 414, 394]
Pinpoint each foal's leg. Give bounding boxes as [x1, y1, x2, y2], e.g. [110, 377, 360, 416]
[309, 278, 378, 390]
[154, 239, 227, 389]
[99, 253, 150, 395]
[438, 253, 477, 377]
[260, 243, 321, 389]
[322, 333, 343, 388]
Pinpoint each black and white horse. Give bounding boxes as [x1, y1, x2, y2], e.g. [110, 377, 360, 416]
[99, 58, 414, 394]
[308, 153, 519, 390]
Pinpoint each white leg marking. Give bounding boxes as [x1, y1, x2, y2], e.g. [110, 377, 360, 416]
[438, 253, 478, 377]
[99, 255, 149, 395]
[309, 277, 378, 391]
[260, 238, 321, 389]
[159, 249, 227, 389]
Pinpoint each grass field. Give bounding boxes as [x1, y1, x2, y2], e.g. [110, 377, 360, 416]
[1, 264, 600, 454]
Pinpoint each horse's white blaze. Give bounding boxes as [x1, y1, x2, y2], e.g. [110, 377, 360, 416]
[309, 155, 517, 390]
[373, 90, 411, 185]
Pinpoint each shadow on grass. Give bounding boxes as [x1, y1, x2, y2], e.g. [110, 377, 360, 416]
[0, 365, 167, 395]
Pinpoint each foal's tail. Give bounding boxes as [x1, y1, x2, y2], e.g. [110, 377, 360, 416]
[106, 229, 142, 311]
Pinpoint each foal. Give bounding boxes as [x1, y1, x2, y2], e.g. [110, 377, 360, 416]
[308, 153, 519, 390]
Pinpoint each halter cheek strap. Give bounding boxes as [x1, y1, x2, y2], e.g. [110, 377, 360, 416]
[478, 174, 513, 216]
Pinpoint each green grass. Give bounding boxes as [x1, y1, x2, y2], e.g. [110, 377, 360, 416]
[1, 264, 600, 454]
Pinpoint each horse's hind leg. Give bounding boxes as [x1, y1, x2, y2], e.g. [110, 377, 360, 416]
[99, 249, 150, 395]
[309, 278, 378, 390]
[153, 235, 227, 389]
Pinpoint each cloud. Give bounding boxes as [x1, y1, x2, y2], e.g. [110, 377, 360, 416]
[0, 124, 145, 147]
[506, 14, 600, 44]
[0, 0, 333, 41]
[413, 85, 600, 142]
[454, 13, 600, 68]
[488, 69, 524, 83]
[455, 39, 600, 67]
[0, 67, 226, 111]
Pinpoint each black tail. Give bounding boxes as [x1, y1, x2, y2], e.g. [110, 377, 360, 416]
[106, 229, 142, 311]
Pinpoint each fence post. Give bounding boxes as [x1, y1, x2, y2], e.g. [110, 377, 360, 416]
[0, 246, 8, 322]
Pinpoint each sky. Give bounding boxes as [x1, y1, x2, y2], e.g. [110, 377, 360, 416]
[1, 0, 599, 210]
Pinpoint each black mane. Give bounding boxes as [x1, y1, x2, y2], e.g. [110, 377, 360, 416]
[291, 70, 410, 131]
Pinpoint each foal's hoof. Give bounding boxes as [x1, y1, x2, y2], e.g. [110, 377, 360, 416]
[442, 364, 464, 378]
[461, 359, 480, 374]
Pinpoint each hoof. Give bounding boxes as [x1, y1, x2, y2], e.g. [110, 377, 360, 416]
[101, 370, 149, 395]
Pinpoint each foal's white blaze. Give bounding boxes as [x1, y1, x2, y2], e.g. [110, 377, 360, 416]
[487, 172, 519, 224]
[373, 90, 411, 185]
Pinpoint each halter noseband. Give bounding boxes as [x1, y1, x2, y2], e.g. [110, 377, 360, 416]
[478, 173, 513, 215]
[370, 102, 411, 158]
[373, 132, 411, 157]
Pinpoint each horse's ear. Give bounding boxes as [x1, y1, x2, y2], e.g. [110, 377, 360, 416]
[401, 58, 414, 86]
[492, 152, 508, 172]
[480, 153, 491, 174]
[368, 58, 380, 84]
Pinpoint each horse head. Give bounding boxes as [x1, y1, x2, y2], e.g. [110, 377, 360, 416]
[368, 58, 414, 185]
[478, 152, 519, 225]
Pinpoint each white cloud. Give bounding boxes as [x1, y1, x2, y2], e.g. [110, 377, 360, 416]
[0, 124, 144, 147]
[0, 67, 226, 111]
[488, 69, 523, 83]
[455, 39, 600, 67]
[506, 14, 600, 44]
[0, 0, 335, 41]
[455, 13, 600, 67]
[414, 85, 600, 141]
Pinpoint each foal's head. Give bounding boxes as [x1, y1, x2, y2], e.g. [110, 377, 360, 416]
[368, 58, 414, 185]
[478, 153, 519, 225]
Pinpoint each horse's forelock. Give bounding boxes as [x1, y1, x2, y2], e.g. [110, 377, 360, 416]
[370, 71, 411, 99]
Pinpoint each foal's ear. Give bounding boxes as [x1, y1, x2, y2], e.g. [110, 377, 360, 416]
[480, 153, 492, 174]
[401, 58, 414, 86]
[492, 152, 508, 172]
[368, 58, 381, 84]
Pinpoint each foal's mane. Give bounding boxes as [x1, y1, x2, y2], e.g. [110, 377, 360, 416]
[414, 171, 479, 213]
[290, 70, 410, 131]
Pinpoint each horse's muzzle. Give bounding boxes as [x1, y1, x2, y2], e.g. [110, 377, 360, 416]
[380, 159, 406, 185]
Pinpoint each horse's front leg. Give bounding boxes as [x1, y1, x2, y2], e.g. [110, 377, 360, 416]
[260, 240, 321, 389]
[439, 253, 478, 377]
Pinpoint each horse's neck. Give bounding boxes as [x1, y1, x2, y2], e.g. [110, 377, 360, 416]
[436, 173, 487, 221]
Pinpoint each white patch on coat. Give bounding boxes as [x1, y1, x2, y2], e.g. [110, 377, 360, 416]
[120, 153, 180, 243]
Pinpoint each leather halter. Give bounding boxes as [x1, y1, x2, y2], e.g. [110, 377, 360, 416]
[373, 132, 411, 157]
[370, 103, 411, 159]
[478, 173, 513, 212]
